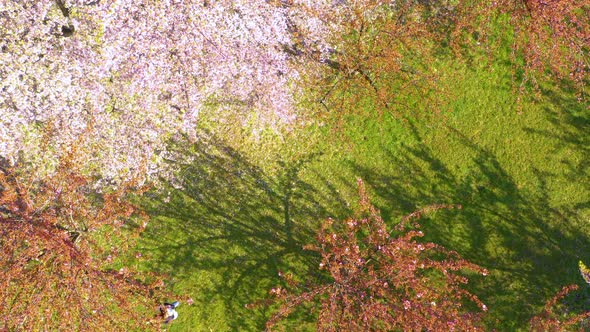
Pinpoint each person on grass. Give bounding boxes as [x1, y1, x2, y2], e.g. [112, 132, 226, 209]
[160, 301, 179, 323]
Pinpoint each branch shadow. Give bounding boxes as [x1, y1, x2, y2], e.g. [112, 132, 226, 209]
[522, 82, 590, 193]
[351, 121, 590, 329]
[136, 129, 347, 330]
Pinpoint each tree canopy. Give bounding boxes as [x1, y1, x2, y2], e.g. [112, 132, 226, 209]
[0, 0, 588, 330]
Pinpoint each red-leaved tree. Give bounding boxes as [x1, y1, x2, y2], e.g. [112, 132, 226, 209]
[454, 0, 589, 95]
[0, 153, 165, 331]
[529, 285, 590, 331]
[267, 179, 488, 331]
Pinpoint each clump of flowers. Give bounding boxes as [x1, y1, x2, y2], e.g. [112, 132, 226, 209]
[267, 179, 488, 331]
[0, 0, 341, 185]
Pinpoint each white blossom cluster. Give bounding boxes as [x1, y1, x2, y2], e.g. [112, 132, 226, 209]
[0, 0, 367, 185]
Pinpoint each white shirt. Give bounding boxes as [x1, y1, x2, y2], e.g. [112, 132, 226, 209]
[166, 308, 178, 320]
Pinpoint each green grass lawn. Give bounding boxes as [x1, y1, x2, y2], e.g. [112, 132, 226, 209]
[131, 49, 590, 330]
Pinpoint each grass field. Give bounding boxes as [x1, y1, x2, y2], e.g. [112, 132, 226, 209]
[131, 46, 590, 331]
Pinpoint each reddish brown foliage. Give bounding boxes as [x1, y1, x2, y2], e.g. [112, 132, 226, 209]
[267, 179, 488, 331]
[0, 157, 163, 331]
[288, 1, 446, 121]
[530, 285, 590, 331]
[454, 0, 589, 93]
[295, 0, 588, 123]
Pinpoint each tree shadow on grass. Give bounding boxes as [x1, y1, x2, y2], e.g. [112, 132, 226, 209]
[352, 122, 590, 330]
[522, 82, 590, 202]
[136, 130, 346, 331]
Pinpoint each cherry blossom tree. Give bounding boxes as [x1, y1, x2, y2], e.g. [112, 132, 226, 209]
[287, 1, 445, 118]
[267, 179, 488, 331]
[0, 152, 167, 331]
[0, 0, 341, 185]
[2, 0, 586, 185]
[0, 0, 471, 184]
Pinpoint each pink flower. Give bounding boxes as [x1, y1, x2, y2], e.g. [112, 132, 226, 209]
[0, 0, 341, 186]
[403, 300, 411, 310]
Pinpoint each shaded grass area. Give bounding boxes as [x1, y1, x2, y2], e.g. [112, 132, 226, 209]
[352, 124, 590, 329]
[135, 131, 353, 331]
[134, 57, 589, 330]
[338, 62, 590, 329]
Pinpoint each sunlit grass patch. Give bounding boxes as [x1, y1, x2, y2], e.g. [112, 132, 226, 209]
[134, 48, 589, 331]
